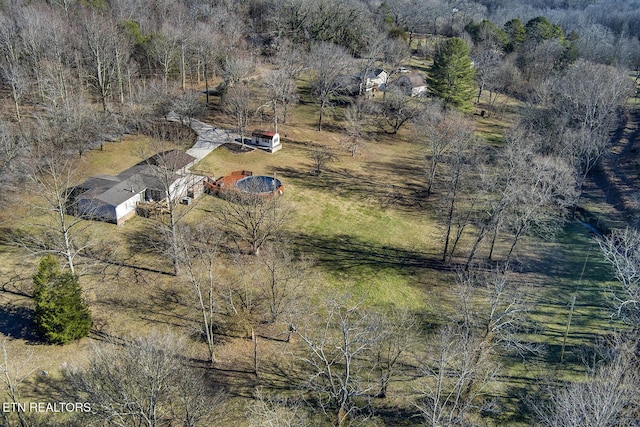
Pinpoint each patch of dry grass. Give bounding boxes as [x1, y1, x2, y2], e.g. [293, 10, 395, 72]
[1, 65, 633, 427]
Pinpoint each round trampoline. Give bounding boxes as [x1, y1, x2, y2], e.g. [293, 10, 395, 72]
[235, 175, 284, 196]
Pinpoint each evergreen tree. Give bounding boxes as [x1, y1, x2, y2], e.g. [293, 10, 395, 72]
[504, 18, 526, 52]
[33, 255, 92, 345]
[427, 38, 476, 112]
[465, 19, 508, 49]
[524, 16, 564, 43]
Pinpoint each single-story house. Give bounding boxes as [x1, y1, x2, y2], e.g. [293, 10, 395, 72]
[251, 130, 281, 153]
[72, 150, 200, 225]
[393, 73, 428, 97]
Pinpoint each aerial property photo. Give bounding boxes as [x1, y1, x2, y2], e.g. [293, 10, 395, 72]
[0, 1, 639, 426]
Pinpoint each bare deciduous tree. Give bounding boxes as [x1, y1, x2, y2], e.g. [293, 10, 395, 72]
[223, 82, 252, 146]
[552, 60, 634, 200]
[465, 129, 576, 267]
[256, 244, 312, 326]
[374, 308, 416, 399]
[0, 338, 37, 427]
[294, 296, 383, 427]
[416, 266, 532, 426]
[220, 54, 255, 90]
[531, 338, 640, 427]
[136, 127, 198, 276]
[80, 10, 121, 113]
[151, 26, 179, 91]
[309, 42, 353, 132]
[455, 267, 538, 357]
[0, 121, 24, 184]
[176, 222, 222, 365]
[249, 387, 308, 427]
[471, 42, 503, 105]
[215, 187, 290, 256]
[415, 323, 498, 427]
[262, 68, 296, 134]
[19, 143, 87, 275]
[439, 117, 477, 262]
[64, 330, 223, 427]
[342, 98, 371, 157]
[376, 86, 422, 135]
[263, 41, 304, 130]
[309, 145, 336, 176]
[0, 14, 28, 123]
[170, 90, 206, 127]
[597, 227, 640, 326]
[414, 106, 465, 197]
[499, 149, 577, 264]
[192, 22, 218, 104]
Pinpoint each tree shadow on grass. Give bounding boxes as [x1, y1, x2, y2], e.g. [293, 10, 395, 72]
[73, 225, 176, 277]
[96, 292, 192, 331]
[0, 305, 39, 342]
[253, 352, 310, 393]
[375, 404, 424, 426]
[125, 224, 168, 257]
[273, 165, 427, 211]
[290, 232, 456, 277]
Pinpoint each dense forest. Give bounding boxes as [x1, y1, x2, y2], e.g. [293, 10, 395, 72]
[0, 0, 639, 426]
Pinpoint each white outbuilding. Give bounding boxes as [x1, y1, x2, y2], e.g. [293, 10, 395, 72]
[251, 130, 282, 153]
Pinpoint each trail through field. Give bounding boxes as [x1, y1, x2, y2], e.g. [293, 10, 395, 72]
[583, 108, 640, 228]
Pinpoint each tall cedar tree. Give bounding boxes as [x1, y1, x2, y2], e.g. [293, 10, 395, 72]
[33, 255, 91, 344]
[427, 38, 476, 112]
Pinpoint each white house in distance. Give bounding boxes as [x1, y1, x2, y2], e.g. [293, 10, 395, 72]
[393, 73, 428, 97]
[334, 69, 389, 96]
[364, 68, 388, 92]
[251, 130, 281, 153]
[72, 150, 200, 225]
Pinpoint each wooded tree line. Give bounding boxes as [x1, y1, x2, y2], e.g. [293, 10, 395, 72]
[1, 0, 640, 426]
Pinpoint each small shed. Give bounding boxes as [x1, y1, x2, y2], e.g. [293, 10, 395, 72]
[251, 130, 281, 153]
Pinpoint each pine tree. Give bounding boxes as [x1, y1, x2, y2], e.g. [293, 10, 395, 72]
[504, 18, 526, 52]
[427, 38, 476, 112]
[33, 255, 92, 344]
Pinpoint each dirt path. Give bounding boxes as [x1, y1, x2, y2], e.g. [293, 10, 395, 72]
[585, 108, 640, 228]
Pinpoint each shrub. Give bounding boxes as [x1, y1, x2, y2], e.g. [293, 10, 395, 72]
[33, 255, 92, 344]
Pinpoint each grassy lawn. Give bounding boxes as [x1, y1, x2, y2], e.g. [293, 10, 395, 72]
[0, 88, 631, 427]
[477, 221, 624, 425]
[194, 102, 624, 424]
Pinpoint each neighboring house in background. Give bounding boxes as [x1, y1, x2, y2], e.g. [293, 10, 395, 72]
[250, 130, 282, 153]
[336, 69, 389, 96]
[364, 68, 388, 92]
[72, 150, 200, 225]
[393, 73, 428, 97]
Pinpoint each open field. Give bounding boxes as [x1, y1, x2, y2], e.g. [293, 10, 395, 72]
[0, 86, 636, 426]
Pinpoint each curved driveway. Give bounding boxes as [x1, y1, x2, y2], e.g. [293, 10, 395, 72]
[166, 112, 240, 163]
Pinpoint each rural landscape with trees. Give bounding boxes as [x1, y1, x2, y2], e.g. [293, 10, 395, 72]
[1, 0, 640, 425]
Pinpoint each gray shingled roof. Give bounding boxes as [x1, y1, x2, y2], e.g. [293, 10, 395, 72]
[396, 73, 426, 88]
[75, 150, 196, 208]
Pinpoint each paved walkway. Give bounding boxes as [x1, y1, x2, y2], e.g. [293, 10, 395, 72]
[166, 112, 239, 162]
